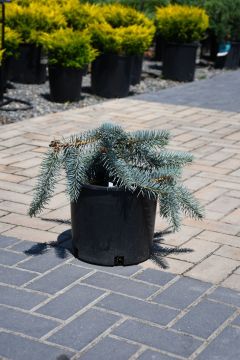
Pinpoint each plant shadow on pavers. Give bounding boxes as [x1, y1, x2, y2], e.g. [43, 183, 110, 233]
[24, 228, 73, 260]
[56, 355, 70, 360]
[150, 230, 193, 268]
[23, 227, 193, 269]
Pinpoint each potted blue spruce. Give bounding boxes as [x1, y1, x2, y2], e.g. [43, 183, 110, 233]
[39, 28, 98, 103]
[29, 123, 203, 266]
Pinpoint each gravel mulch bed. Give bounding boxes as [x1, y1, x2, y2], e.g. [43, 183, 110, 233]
[0, 60, 223, 125]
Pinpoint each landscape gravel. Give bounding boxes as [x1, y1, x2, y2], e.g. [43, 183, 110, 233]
[0, 60, 223, 125]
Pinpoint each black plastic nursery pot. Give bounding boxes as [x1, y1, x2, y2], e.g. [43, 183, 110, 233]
[200, 31, 218, 62]
[48, 65, 84, 103]
[214, 54, 227, 69]
[131, 54, 143, 85]
[0, 66, 3, 103]
[7, 44, 47, 84]
[163, 42, 198, 82]
[1, 64, 6, 94]
[224, 42, 240, 70]
[214, 42, 240, 69]
[71, 184, 157, 266]
[1, 61, 9, 95]
[91, 53, 132, 98]
[155, 35, 165, 61]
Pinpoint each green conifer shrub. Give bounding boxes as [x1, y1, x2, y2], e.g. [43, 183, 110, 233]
[0, 50, 4, 65]
[61, 0, 104, 30]
[155, 4, 209, 43]
[89, 22, 155, 55]
[6, 1, 66, 44]
[172, 0, 205, 6]
[100, 3, 153, 28]
[4, 27, 22, 58]
[38, 28, 98, 69]
[29, 123, 204, 232]
[81, 0, 170, 18]
[204, 0, 240, 42]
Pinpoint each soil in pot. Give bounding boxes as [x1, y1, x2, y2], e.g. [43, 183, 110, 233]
[7, 44, 47, 84]
[71, 184, 157, 266]
[91, 53, 132, 98]
[48, 65, 84, 103]
[163, 42, 198, 82]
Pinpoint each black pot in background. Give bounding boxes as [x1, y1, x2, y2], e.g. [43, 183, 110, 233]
[48, 65, 84, 103]
[71, 184, 157, 266]
[214, 42, 240, 69]
[0, 66, 3, 102]
[224, 42, 240, 69]
[91, 53, 132, 98]
[155, 35, 165, 61]
[214, 54, 227, 69]
[1, 60, 10, 93]
[163, 42, 198, 82]
[81, 64, 88, 76]
[200, 31, 218, 62]
[131, 54, 143, 85]
[7, 44, 47, 84]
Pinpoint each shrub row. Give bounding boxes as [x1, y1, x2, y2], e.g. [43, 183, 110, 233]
[3, 1, 157, 68]
[83, 0, 240, 42]
[3, 1, 239, 76]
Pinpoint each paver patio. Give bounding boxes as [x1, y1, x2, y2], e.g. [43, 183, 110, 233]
[0, 70, 240, 359]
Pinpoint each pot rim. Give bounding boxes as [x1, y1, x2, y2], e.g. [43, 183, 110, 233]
[166, 41, 199, 47]
[48, 64, 86, 71]
[81, 183, 130, 193]
[97, 52, 132, 59]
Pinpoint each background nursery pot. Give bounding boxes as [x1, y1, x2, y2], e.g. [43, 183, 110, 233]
[71, 184, 157, 266]
[154, 35, 165, 61]
[0, 50, 4, 102]
[91, 53, 132, 98]
[5, 1, 66, 84]
[48, 65, 84, 103]
[155, 4, 209, 82]
[0, 68, 3, 103]
[224, 42, 240, 69]
[130, 54, 144, 86]
[204, 0, 240, 69]
[89, 11, 155, 98]
[7, 44, 46, 84]
[163, 42, 198, 82]
[29, 123, 203, 267]
[39, 28, 97, 103]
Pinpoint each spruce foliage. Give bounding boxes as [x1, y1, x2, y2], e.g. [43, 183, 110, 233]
[29, 123, 204, 231]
